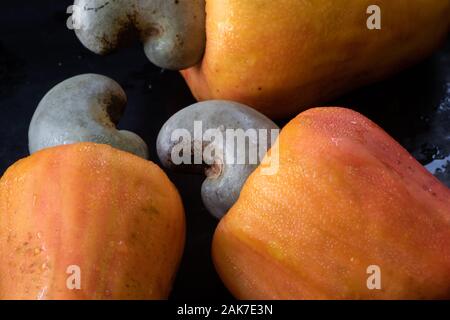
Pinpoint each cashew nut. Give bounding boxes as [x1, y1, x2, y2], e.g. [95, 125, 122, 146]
[157, 100, 279, 219]
[29, 74, 149, 159]
[72, 0, 206, 70]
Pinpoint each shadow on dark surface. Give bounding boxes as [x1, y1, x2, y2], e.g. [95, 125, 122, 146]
[0, 44, 26, 100]
[0, 1, 449, 300]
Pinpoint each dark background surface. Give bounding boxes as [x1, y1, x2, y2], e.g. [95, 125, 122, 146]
[0, 1, 449, 300]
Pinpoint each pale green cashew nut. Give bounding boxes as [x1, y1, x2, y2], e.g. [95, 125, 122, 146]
[29, 74, 149, 159]
[157, 101, 280, 219]
[72, 0, 206, 70]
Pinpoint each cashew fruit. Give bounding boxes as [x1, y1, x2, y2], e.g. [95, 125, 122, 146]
[156, 100, 279, 219]
[29, 74, 149, 159]
[72, 0, 206, 70]
[213, 107, 450, 299]
[0, 143, 185, 299]
[182, 0, 450, 118]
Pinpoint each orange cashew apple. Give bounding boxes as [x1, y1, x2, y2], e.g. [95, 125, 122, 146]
[182, 0, 450, 118]
[0, 74, 185, 299]
[0, 143, 185, 299]
[212, 107, 450, 299]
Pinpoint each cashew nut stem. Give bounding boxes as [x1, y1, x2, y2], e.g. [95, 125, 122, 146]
[157, 101, 280, 219]
[73, 0, 206, 70]
[29, 74, 149, 159]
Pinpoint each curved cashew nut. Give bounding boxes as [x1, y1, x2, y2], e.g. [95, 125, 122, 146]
[73, 0, 206, 70]
[157, 101, 280, 219]
[29, 74, 149, 159]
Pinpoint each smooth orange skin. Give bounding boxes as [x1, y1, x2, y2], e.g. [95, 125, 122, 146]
[0, 143, 185, 300]
[213, 107, 450, 300]
[183, 0, 450, 118]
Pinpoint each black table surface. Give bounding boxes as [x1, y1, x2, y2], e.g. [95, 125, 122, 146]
[0, 1, 449, 300]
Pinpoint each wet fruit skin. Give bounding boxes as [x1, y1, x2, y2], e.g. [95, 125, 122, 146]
[0, 143, 185, 300]
[213, 107, 450, 299]
[182, 0, 450, 119]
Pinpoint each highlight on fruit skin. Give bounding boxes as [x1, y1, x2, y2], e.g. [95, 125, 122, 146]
[182, 0, 450, 118]
[212, 107, 450, 300]
[0, 143, 185, 300]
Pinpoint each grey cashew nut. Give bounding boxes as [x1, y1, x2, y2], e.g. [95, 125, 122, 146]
[29, 74, 149, 159]
[73, 0, 206, 70]
[157, 101, 280, 219]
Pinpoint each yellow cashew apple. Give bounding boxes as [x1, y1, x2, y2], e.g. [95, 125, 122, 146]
[183, 0, 450, 118]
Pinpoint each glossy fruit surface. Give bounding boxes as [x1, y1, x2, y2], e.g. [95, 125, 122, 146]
[0, 143, 185, 300]
[213, 107, 450, 299]
[183, 0, 450, 118]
